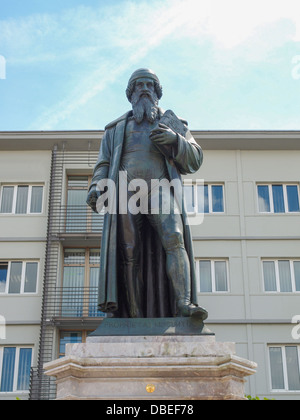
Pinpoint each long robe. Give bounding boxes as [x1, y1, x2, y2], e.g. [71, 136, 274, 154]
[89, 108, 203, 318]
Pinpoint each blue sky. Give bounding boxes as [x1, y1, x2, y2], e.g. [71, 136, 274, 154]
[0, 0, 300, 131]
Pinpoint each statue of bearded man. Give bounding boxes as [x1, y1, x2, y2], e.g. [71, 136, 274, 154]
[87, 68, 208, 320]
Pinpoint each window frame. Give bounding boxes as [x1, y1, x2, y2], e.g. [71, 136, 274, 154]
[257, 183, 300, 214]
[0, 184, 44, 215]
[0, 260, 39, 295]
[61, 248, 104, 318]
[268, 345, 300, 392]
[184, 182, 225, 215]
[63, 248, 100, 289]
[65, 175, 103, 233]
[0, 346, 33, 393]
[262, 259, 300, 293]
[195, 258, 229, 294]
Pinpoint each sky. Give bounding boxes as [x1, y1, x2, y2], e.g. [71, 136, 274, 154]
[0, 0, 300, 131]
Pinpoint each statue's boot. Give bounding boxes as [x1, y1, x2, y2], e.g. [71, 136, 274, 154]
[173, 275, 208, 321]
[177, 300, 208, 321]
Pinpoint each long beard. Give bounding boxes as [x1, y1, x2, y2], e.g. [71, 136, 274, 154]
[131, 92, 159, 124]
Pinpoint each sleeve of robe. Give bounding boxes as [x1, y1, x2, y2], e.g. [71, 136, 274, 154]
[173, 127, 203, 175]
[89, 129, 112, 191]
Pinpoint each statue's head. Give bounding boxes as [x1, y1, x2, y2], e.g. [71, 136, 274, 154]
[126, 68, 163, 102]
[126, 69, 163, 124]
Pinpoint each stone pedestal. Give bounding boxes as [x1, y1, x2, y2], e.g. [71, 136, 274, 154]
[44, 319, 256, 400]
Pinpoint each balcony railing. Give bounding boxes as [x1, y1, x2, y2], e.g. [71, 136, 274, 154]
[51, 205, 104, 236]
[46, 287, 106, 320]
[29, 368, 56, 400]
[29, 286, 106, 401]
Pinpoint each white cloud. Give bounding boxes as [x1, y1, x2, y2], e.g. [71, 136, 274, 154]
[27, 0, 198, 129]
[169, 0, 300, 48]
[1, 0, 299, 129]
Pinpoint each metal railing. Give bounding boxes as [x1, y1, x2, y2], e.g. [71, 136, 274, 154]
[51, 205, 104, 236]
[29, 368, 57, 400]
[29, 286, 106, 400]
[30, 149, 105, 400]
[46, 286, 106, 319]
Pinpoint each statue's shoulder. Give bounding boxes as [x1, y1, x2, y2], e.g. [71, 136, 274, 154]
[104, 109, 188, 130]
[105, 111, 132, 130]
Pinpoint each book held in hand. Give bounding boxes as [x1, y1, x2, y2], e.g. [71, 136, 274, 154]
[151, 110, 187, 158]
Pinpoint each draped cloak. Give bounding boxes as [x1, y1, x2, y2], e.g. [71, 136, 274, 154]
[89, 108, 203, 318]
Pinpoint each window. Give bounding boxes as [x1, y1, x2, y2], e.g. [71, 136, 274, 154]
[0, 261, 38, 294]
[263, 259, 300, 293]
[269, 345, 300, 391]
[0, 185, 43, 214]
[196, 259, 229, 293]
[184, 183, 224, 214]
[66, 176, 101, 233]
[58, 331, 93, 358]
[61, 248, 105, 317]
[0, 347, 33, 392]
[257, 184, 300, 213]
[0, 263, 8, 293]
[59, 332, 82, 358]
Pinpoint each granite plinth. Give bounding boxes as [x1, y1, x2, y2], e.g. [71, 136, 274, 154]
[44, 332, 257, 400]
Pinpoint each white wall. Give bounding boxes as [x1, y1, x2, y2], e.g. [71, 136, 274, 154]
[0, 150, 51, 399]
[187, 148, 300, 399]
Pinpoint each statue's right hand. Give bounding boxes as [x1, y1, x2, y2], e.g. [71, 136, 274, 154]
[86, 186, 100, 213]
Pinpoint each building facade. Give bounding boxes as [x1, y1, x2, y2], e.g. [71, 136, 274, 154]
[0, 130, 299, 400]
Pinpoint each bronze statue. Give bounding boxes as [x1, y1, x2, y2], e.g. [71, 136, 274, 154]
[87, 68, 208, 320]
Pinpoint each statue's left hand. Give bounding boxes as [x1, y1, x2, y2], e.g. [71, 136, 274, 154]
[149, 123, 178, 146]
[86, 186, 100, 213]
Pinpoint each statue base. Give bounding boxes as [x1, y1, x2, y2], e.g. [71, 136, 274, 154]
[89, 316, 213, 337]
[44, 318, 257, 400]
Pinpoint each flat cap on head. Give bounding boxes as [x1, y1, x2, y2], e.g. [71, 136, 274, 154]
[128, 68, 160, 84]
[126, 68, 163, 102]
